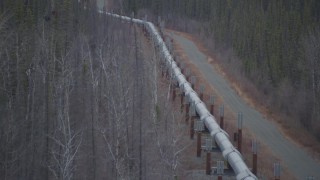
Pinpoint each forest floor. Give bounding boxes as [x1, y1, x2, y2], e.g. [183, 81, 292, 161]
[165, 30, 320, 179]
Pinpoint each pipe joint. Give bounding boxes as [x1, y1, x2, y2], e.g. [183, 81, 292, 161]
[222, 147, 242, 161]
[201, 113, 212, 122]
[211, 129, 229, 140]
[236, 170, 257, 180]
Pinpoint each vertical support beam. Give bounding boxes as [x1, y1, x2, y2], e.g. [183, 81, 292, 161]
[233, 132, 238, 142]
[180, 91, 184, 112]
[252, 139, 258, 175]
[172, 87, 176, 101]
[238, 129, 242, 153]
[185, 69, 190, 81]
[217, 161, 224, 179]
[197, 132, 201, 157]
[206, 152, 211, 175]
[185, 102, 189, 123]
[190, 104, 196, 139]
[274, 162, 281, 180]
[199, 84, 205, 101]
[190, 117, 195, 139]
[238, 112, 243, 153]
[219, 105, 224, 129]
[253, 153, 257, 175]
[180, 63, 185, 74]
[191, 76, 196, 90]
[210, 104, 214, 115]
[209, 96, 215, 116]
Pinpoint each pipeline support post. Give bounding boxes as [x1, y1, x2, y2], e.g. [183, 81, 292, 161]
[190, 104, 196, 139]
[180, 91, 184, 112]
[190, 117, 195, 139]
[180, 62, 185, 75]
[172, 87, 176, 101]
[252, 139, 258, 175]
[233, 132, 238, 142]
[206, 152, 211, 175]
[185, 69, 190, 81]
[205, 138, 213, 175]
[209, 95, 215, 116]
[238, 112, 243, 153]
[253, 153, 258, 175]
[219, 105, 224, 129]
[190, 76, 196, 90]
[238, 129, 242, 153]
[217, 161, 224, 180]
[200, 84, 205, 101]
[197, 132, 201, 157]
[274, 162, 281, 180]
[185, 104, 189, 123]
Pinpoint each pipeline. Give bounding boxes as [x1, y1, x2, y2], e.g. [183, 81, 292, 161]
[99, 10, 257, 180]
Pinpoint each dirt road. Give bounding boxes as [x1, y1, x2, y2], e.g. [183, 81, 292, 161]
[168, 31, 320, 179]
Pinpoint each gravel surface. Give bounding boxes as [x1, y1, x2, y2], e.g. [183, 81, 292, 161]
[169, 32, 320, 179]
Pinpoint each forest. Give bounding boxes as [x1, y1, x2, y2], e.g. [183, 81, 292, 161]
[117, 0, 320, 139]
[1, 0, 320, 179]
[0, 0, 189, 179]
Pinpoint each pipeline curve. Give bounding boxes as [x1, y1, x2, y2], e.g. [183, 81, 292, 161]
[100, 11, 257, 180]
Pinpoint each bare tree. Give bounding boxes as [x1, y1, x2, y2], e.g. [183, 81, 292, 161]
[48, 52, 83, 180]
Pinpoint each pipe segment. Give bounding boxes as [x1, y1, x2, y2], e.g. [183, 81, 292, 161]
[101, 11, 257, 180]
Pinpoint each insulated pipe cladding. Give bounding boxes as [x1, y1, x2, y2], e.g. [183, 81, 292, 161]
[101, 11, 257, 180]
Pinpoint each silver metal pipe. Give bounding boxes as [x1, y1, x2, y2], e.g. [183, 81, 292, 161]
[101, 11, 257, 180]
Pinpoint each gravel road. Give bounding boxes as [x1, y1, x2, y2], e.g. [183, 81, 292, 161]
[169, 32, 320, 179]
